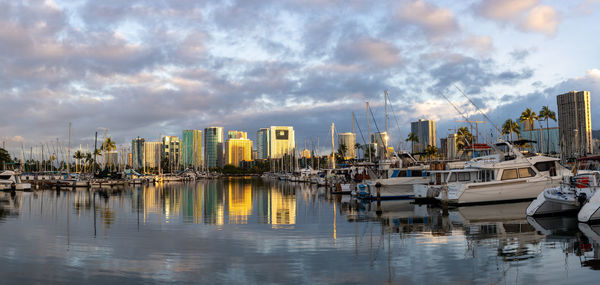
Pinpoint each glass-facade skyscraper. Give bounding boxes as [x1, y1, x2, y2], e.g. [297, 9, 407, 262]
[131, 137, 145, 171]
[182, 130, 202, 169]
[256, 128, 269, 159]
[204, 127, 224, 168]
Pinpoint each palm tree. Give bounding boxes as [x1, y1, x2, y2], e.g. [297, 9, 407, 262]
[405, 132, 419, 154]
[337, 143, 348, 161]
[456, 127, 473, 150]
[519, 108, 539, 141]
[363, 144, 376, 161]
[354, 143, 361, 160]
[73, 150, 83, 172]
[424, 145, 438, 161]
[501, 119, 521, 142]
[101, 137, 116, 170]
[539, 106, 557, 154]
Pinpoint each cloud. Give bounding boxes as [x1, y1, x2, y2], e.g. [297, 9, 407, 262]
[464, 35, 494, 55]
[428, 56, 534, 95]
[334, 37, 402, 68]
[520, 5, 559, 35]
[396, 0, 459, 39]
[474, 0, 560, 36]
[475, 0, 538, 21]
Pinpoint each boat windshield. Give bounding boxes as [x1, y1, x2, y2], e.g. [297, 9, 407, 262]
[0, 175, 13, 180]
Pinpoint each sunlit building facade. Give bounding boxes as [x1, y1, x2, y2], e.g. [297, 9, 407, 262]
[204, 127, 224, 168]
[225, 132, 253, 167]
[411, 119, 437, 153]
[301, 149, 311, 159]
[557, 91, 593, 159]
[228, 130, 247, 139]
[182, 130, 202, 169]
[371, 132, 389, 160]
[338, 132, 356, 160]
[143, 141, 163, 170]
[256, 128, 269, 159]
[131, 137, 145, 170]
[162, 136, 181, 171]
[268, 126, 295, 158]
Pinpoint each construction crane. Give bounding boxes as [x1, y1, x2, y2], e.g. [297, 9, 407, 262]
[456, 120, 486, 144]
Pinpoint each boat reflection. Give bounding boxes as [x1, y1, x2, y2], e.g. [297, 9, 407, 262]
[350, 198, 600, 268]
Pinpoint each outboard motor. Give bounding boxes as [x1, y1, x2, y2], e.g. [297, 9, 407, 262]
[578, 192, 588, 207]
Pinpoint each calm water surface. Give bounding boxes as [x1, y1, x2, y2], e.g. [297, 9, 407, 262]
[1, 177, 599, 284]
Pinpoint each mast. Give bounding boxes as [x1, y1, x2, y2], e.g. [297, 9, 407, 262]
[331, 122, 335, 169]
[67, 122, 71, 174]
[366, 102, 371, 162]
[93, 132, 98, 175]
[384, 90, 389, 135]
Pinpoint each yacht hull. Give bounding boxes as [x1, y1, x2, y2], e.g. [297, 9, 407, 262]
[526, 189, 579, 216]
[579, 191, 600, 222]
[445, 179, 560, 205]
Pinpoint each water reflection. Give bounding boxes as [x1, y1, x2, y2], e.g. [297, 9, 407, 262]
[2, 179, 600, 283]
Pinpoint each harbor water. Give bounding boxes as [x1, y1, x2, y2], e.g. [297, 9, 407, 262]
[1, 177, 599, 284]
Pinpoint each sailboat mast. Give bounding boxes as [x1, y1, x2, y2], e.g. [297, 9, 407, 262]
[331, 122, 335, 169]
[366, 102, 371, 162]
[67, 122, 71, 174]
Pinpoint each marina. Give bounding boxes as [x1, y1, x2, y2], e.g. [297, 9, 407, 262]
[1, 178, 600, 283]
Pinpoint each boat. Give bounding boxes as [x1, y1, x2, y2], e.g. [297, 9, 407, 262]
[414, 140, 569, 205]
[526, 156, 600, 220]
[0, 170, 32, 190]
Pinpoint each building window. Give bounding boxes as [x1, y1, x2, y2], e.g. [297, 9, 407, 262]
[501, 169, 518, 180]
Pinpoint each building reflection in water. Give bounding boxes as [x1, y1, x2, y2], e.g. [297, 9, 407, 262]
[228, 182, 252, 224]
[202, 181, 224, 225]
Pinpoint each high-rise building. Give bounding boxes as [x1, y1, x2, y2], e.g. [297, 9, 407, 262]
[127, 153, 132, 168]
[371, 132, 389, 159]
[301, 149, 311, 159]
[411, 119, 436, 153]
[256, 128, 269, 159]
[131, 137, 145, 170]
[182, 130, 202, 169]
[204, 127, 224, 168]
[268, 126, 295, 158]
[228, 130, 247, 139]
[162, 136, 181, 171]
[338, 132, 356, 160]
[225, 131, 253, 167]
[557, 91, 593, 159]
[144, 141, 163, 170]
[446, 133, 458, 160]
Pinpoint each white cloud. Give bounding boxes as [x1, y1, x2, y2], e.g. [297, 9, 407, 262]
[520, 5, 559, 36]
[474, 0, 560, 36]
[475, 0, 538, 21]
[464, 35, 494, 55]
[397, 0, 459, 39]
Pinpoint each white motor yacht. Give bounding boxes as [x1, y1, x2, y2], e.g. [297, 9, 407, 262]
[414, 141, 568, 205]
[0, 170, 31, 190]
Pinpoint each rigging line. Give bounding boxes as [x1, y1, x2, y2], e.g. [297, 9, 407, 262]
[353, 112, 368, 146]
[437, 91, 478, 148]
[454, 85, 501, 133]
[386, 95, 404, 138]
[368, 104, 388, 157]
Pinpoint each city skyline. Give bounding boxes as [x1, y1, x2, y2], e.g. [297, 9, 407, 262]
[1, 0, 600, 156]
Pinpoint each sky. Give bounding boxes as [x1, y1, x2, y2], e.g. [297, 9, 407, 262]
[1, 0, 600, 157]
